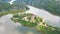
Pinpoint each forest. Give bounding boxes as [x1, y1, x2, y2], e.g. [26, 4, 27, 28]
[13, 0, 60, 16]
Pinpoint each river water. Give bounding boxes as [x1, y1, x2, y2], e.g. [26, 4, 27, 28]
[26, 5, 60, 28]
[0, 0, 40, 34]
[0, 0, 60, 34]
[0, 14, 41, 34]
[8, 0, 16, 4]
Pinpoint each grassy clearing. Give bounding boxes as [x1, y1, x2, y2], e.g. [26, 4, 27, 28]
[0, 10, 25, 17]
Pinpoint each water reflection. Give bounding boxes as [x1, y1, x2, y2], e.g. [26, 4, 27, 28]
[17, 26, 41, 34]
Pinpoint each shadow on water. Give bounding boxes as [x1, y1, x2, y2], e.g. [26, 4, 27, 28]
[17, 26, 41, 34]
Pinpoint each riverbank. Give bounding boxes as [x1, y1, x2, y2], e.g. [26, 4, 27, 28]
[0, 14, 41, 34]
[0, 10, 25, 17]
[11, 5, 60, 34]
[26, 5, 60, 28]
[11, 13, 60, 34]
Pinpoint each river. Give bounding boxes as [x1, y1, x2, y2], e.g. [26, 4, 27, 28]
[0, 0, 40, 34]
[26, 5, 60, 28]
[0, 0, 60, 34]
[8, 0, 16, 4]
[0, 14, 41, 34]
[0, 5, 60, 34]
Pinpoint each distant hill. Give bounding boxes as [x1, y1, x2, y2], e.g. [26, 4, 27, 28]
[0, 0, 11, 2]
[13, 0, 60, 16]
[0, 2, 29, 12]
